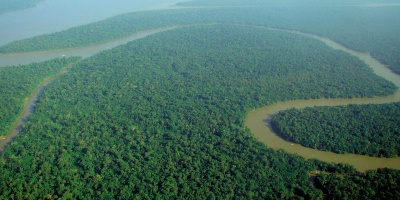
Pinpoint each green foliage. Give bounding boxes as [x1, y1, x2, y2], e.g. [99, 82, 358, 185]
[1, 5, 400, 73]
[277, 6, 400, 74]
[310, 159, 358, 175]
[316, 168, 400, 199]
[271, 103, 400, 157]
[0, 24, 396, 198]
[0, 57, 80, 136]
[0, 9, 200, 53]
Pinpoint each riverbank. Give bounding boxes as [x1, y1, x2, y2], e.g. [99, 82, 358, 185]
[0, 26, 179, 67]
[1, 23, 399, 171]
[245, 27, 400, 172]
[0, 0, 186, 47]
[0, 60, 80, 153]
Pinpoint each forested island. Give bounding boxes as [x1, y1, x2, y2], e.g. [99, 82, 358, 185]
[271, 103, 400, 157]
[0, 57, 80, 136]
[0, 24, 398, 199]
[1, 0, 400, 199]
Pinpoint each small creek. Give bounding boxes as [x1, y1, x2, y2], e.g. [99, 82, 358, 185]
[0, 65, 75, 153]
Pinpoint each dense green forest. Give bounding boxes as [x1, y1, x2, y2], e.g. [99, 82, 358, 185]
[271, 103, 400, 157]
[1, 4, 400, 73]
[0, 25, 397, 199]
[315, 168, 400, 199]
[0, 0, 40, 14]
[0, 57, 80, 136]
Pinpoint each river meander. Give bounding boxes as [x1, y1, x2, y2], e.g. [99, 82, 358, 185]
[0, 23, 399, 171]
[246, 27, 400, 172]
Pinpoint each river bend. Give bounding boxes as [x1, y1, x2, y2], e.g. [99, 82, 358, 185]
[245, 27, 400, 172]
[0, 24, 399, 171]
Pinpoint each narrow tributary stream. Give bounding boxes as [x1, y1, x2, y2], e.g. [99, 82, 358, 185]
[0, 26, 191, 153]
[0, 63, 79, 153]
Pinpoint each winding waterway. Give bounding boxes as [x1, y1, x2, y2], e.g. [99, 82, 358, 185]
[0, 22, 399, 171]
[245, 27, 400, 172]
[0, 62, 79, 153]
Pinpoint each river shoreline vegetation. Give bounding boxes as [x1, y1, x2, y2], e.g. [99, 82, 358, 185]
[0, 24, 398, 198]
[0, 57, 80, 136]
[271, 103, 400, 157]
[315, 168, 400, 199]
[1, 4, 400, 74]
[0, 0, 399, 198]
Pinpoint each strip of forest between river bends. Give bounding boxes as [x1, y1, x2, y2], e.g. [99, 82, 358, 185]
[1, 6, 400, 74]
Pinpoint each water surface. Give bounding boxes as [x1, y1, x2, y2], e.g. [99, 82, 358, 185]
[0, 26, 179, 67]
[0, 62, 78, 153]
[1, 20, 399, 171]
[0, 0, 182, 46]
[246, 28, 400, 172]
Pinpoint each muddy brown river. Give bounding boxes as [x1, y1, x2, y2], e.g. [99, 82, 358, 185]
[0, 24, 399, 171]
[246, 28, 400, 172]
